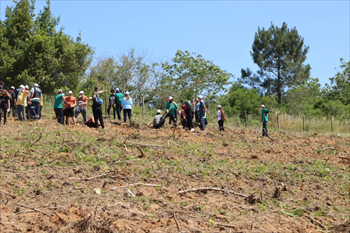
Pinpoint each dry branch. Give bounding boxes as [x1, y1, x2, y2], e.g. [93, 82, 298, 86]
[339, 156, 350, 160]
[177, 187, 247, 197]
[322, 147, 336, 151]
[137, 146, 145, 157]
[17, 203, 47, 215]
[125, 141, 166, 148]
[304, 215, 327, 230]
[0, 190, 16, 199]
[29, 133, 43, 147]
[109, 183, 160, 190]
[69, 171, 111, 181]
[173, 211, 181, 232]
[216, 223, 238, 228]
[110, 159, 140, 164]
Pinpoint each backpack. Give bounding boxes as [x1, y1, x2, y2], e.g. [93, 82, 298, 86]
[185, 101, 193, 113]
[95, 96, 104, 106]
[221, 109, 226, 121]
[109, 96, 115, 105]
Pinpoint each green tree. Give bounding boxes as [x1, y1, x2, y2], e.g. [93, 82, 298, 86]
[0, 0, 93, 94]
[162, 50, 232, 103]
[240, 22, 311, 104]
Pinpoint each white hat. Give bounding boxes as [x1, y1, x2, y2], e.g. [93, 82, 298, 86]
[10, 86, 15, 89]
[260, 104, 265, 108]
[19, 85, 25, 88]
[198, 95, 203, 99]
[116, 88, 119, 91]
[168, 96, 173, 100]
[217, 105, 221, 108]
[68, 91, 73, 94]
[157, 109, 161, 114]
[79, 91, 84, 94]
[25, 85, 29, 88]
[125, 91, 129, 95]
[58, 89, 62, 93]
[34, 83, 39, 87]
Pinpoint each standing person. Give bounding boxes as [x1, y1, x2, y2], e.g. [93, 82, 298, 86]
[180, 105, 187, 129]
[184, 101, 194, 131]
[193, 97, 200, 124]
[16, 85, 30, 121]
[29, 83, 42, 119]
[261, 104, 269, 137]
[53, 90, 65, 125]
[107, 89, 116, 119]
[0, 89, 11, 126]
[25, 86, 32, 119]
[122, 91, 133, 123]
[63, 91, 76, 126]
[198, 95, 206, 132]
[115, 88, 123, 121]
[165, 96, 178, 126]
[89, 91, 107, 129]
[153, 109, 165, 129]
[8, 86, 17, 117]
[213, 105, 225, 131]
[75, 91, 88, 124]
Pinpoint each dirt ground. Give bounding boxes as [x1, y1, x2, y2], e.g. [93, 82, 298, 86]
[0, 116, 350, 232]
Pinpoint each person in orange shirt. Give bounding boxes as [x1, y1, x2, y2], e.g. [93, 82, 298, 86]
[63, 91, 76, 126]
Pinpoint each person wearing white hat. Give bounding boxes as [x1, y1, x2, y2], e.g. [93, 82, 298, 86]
[29, 83, 42, 119]
[15, 85, 30, 121]
[75, 90, 88, 124]
[197, 95, 207, 132]
[122, 91, 133, 123]
[260, 104, 269, 137]
[213, 105, 226, 131]
[115, 88, 124, 120]
[8, 86, 17, 118]
[153, 109, 165, 129]
[53, 90, 65, 125]
[63, 91, 76, 126]
[165, 96, 178, 126]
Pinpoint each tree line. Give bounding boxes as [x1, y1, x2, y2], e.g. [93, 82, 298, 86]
[1, 0, 349, 119]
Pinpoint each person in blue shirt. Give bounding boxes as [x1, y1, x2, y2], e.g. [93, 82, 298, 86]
[29, 83, 42, 119]
[122, 91, 133, 123]
[198, 95, 207, 132]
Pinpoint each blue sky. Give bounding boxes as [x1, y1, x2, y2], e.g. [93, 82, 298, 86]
[1, 0, 349, 87]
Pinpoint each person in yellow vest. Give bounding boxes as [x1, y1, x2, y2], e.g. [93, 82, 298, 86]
[16, 85, 30, 121]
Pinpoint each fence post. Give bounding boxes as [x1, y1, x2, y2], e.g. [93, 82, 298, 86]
[331, 116, 333, 132]
[142, 95, 144, 119]
[277, 114, 280, 131]
[303, 116, 305, 132]
[244, 110, 247, 128]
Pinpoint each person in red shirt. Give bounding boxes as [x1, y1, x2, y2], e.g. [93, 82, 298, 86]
[63, 91, 76, 126]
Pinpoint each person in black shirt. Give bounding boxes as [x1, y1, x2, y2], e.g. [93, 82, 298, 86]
[0, 89, 11, 126]
[107, 89, 116, 119]
[8, 86, 17, 117]
[89, 91, 107, 129]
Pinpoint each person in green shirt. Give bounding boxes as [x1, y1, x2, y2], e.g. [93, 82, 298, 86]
[165, 96, 178, 126]
[260, 104, 269, 137]
[54, 90, 65, 125]
[115, 88, 124, 121]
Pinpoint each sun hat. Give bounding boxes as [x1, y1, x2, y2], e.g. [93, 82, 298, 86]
[217, 105, 221, 108]
[34, 83, 39, 87]
[260, 104, 265, 108]
[68, 91, 73, 94]
[25, 86, 29, 90]
[58, 89, 62, 94]
[19, 85, 25, 88]
[168, 96, 173, 100]
[79, 91, 84, 94]
[198, 95, 203, 99]
[157, 109, 161, 114]
[10, 86, 15, 90]
[125, 91, 129, 95]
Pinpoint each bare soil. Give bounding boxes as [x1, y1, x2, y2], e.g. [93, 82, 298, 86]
[0, 117, 350, 232]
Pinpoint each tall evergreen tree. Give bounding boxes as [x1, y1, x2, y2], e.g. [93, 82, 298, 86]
[240, 22, 311, 104]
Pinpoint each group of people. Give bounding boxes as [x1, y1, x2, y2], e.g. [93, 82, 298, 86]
[53, 87, 134, 129]
[0, 82, 43, 126]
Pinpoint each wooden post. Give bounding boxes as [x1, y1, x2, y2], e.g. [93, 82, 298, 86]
[142, 95, 144, 119]
[244, 110, 247, 128]
[277, 114, 280, 131]
[331, 116, 333, 132]
[303, 116, 305, 132]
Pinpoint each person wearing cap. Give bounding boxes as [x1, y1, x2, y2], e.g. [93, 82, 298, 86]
[115, 88, 124, 121]
[75, 91, 88, 124]
[8, 86, 17, 117]
[15, 85, 30, 121]
[165, 96, 178, 126]
[213, 105, 226, 131]
[122, 91, 133, 123]
[153, 109, 165, 129]
[0, 88, 11, 126]
[25, 86, 32, 119]
[53, 90, 65, 125]
[198, 95, 207, 132]
[63, 91, 76, 126]
[108, 89, 116, 119]
[260, 104, 269, 137]
[29, 83, 42, 119]
[184, 100, 194, 131]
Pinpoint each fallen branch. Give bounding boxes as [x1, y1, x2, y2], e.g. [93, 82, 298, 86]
[17, 203, 47, 215]
[322, 147, 336, 151]
[110, 159, 140, 164]
[125, 141, 166, 148]
[263, 128, 274, 142]
[29, 133, 43, 147]
[339, 156, 350, 160]
[137, 146, 145, 158]
[109, 183, 160, 190]
[304, 215, 327, 230]
[69, 171, 111, 181]
[177, 187, 247, 197]
[173, 211, 181, 232]
[216, 223, 238, 228]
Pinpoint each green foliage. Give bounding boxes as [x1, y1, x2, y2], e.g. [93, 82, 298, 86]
[0, 0, 94, 94]
[240, 22, 310, 104]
